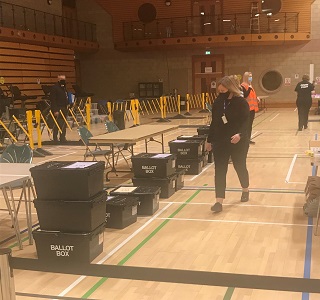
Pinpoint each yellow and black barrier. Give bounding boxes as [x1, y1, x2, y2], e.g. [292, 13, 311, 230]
[157, 96, 170, 123]
[185, 93, 192, 116]
[0, 120, 18, 143]
[172, 94, 187, 119]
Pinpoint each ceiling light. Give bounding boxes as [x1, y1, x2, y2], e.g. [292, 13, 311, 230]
[200, 11, 205, 15]
[223, 19, 231, 22]
[165, 0, 171, 6]
[274, 19, 280, 22]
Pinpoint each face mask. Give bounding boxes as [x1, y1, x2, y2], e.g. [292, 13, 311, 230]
[59, 80, 66, 86]
[248, 77, 253, 82]
[219, 91, 230, 99]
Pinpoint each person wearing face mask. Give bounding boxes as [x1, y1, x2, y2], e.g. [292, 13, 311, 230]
[50, 74, 69, 143]
[205, 76, 250, 213]
[241, 72, 259, 145]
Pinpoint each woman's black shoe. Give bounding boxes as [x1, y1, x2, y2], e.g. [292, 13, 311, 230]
[241, 191, 249, 202]
[211, 202, 222, 212]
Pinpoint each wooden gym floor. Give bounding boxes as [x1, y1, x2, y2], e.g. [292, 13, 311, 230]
[1, 108, 320, 299]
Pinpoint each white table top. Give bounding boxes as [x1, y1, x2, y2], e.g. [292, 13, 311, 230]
[90, 124, 179, 144]
[0, 163, 34, 187]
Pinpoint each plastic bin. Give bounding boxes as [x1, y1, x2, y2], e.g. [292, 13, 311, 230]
[175, 170, 186, 191]
[177, 135, 207, 153]
[176, 157, 203, 175]
[169, 140, 203, 159]
[106, 196, 138, 229]
[132, 173, 177, 199]
[197, 125, 210, 136]
[34, 191, 107, 232]
[131, 153, 176, 178]
[33, 223, 105, 263]
[110, 186, 160, 215]
[30, 161, 105, 200]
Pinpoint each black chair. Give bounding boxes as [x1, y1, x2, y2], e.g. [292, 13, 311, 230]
[72, 84, 94, 98]
[9, 85, 37, 108]
[0, 87, 11, 117]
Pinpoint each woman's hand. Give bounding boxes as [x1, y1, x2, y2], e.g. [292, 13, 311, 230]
[205, 142, 212, 152]
[231, 133, 241, 144]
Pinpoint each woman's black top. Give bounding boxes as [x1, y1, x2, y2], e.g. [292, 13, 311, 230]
[207, 95, 250, 145]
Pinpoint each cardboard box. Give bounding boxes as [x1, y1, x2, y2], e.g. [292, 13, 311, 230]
[309, 140, 320, 152]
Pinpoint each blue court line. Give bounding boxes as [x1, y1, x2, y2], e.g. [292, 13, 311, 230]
[302, 217, 313, 300]
[0, 223, 39, 246]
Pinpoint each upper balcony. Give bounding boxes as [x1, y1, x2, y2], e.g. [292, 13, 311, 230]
[115, 12, 309, 50]
[0, 1, 98, 52]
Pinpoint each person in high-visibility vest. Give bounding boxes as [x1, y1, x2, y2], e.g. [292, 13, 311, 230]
[241, 72, 259, 145]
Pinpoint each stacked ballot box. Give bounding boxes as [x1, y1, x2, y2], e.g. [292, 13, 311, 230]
[30, 161, 106, 263]
[131, 153, 183, 199]
[169, 137, 210, 175]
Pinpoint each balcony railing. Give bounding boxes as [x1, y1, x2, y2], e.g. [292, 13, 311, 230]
[123, 12, 299, 41]
[0, 1, 97, 42]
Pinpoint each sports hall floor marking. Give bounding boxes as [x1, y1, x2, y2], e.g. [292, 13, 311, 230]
[187, 163, 214, 181]
[57, 203, 173, 298]
[155, 217, 311, 227]
[302, 217, 313, 300]
[253, 111, 277, 127]
[269, 113, 280, 122]
[285, 154, 298, 183]
[182, 186, 305, 194]
[81, 188, 204, 299]
[161, 201, 303, 209]
[35, 152, 77, 164]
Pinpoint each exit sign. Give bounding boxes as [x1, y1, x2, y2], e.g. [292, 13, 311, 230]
[205, 50, 211, 55]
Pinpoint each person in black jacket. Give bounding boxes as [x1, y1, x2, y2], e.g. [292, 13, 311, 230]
[205, 76, 250, 213]
[50, 75, 69, 143]
[295, 74, 315, 131]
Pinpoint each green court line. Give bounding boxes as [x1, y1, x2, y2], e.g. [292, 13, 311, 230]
[9, 237, 29, 249]
[224, 287, 235, 300]
[81, 187, 205, 299]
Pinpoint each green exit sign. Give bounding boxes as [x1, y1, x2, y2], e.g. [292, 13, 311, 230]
[205, 50, 211, 55]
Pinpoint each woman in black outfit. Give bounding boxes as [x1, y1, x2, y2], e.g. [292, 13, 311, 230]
[205, 76, 250, 213]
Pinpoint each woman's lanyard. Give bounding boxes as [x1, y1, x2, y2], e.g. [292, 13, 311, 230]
[222, 99, 230, 124]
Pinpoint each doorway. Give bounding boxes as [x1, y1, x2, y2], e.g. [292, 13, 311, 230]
[192, 55, 224, 95]
[192, 0, 222, 35]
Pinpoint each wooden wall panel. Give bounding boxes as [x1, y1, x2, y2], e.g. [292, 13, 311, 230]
[95, 0, 312, 43]
[0, 41, 76, 100]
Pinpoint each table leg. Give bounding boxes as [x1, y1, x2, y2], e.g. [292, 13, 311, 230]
[145, 139, 148, 153]
[2, 187, 23, 250]
[161, 133, 164, 153]
[26, 180, 33, 245]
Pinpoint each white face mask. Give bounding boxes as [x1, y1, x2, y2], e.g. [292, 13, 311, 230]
[248, 77, 253, 82]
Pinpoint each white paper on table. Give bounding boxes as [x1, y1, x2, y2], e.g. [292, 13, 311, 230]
[180, 136, 193, 138]
[172, 140, 187, 143]
[62, 162, 98, 169]
[152, 154, 172, 158]
[114, 186, 138, 193]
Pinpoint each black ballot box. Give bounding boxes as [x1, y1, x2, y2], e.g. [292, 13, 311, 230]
[33, 223, 105, 263]
[131, 153, 176, 178]
[177, 135, 207, 153]
[110, 186, 160, 216]
[175, 170, 186, 191]
[197, 125, 210, 136]
[105, 195, 138, 229]
[169, 140, 203, 159]
[34, 191, 107, 232]
[176, 157, 203, 175]
[30, 161, 105, 200]
[132, 173, 177, 199]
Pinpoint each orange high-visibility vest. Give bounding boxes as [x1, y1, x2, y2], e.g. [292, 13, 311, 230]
[241, 82, 259, 112]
